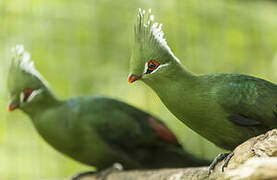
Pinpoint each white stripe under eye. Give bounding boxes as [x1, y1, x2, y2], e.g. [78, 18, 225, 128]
[27, 89, 43, 103]
[144, 62, 170, 75]
[150, 63, 169, 74]
[20, 89, 43, 103]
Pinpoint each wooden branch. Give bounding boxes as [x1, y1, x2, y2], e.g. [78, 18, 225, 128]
[73, 129, 277, 180]
[78, 167, 213, 180]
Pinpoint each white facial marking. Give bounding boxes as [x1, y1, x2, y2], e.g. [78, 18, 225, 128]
[20, 92, 25, 103]
[150, 63, 169, 74]
[27, 89, 43, 103]
[144, 62, 170, 75]
[20, 89, 43, 104]
[144, 62, 148, 74]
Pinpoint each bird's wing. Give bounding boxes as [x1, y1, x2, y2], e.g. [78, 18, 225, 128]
[90, 98, 180, 150]
[213, 74, 277, 127]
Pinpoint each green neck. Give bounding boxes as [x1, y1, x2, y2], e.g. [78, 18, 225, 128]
[21, 88, 62, 118]
[143, 60, 197, 92]
[143, 59, 199, 121]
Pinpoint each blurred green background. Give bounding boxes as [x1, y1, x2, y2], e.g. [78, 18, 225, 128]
[1, 0, 277, 179]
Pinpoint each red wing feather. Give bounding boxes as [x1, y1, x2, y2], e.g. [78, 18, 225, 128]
[148, 117, 179, 144]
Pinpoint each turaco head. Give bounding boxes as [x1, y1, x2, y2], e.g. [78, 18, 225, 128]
[7, 45, 53, 113]
[128, 9, 181, 85]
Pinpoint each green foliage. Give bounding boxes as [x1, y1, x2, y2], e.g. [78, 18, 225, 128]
[0, 0, 277, 179]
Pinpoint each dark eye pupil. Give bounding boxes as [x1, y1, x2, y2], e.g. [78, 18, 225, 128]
[149, 63, 156, 68]
[23, 89, 33, 102]
[146, 60, 159, 74]
[24, 91, 31, 98]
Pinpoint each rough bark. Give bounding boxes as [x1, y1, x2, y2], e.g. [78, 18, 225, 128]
[74, 129, 277, 180]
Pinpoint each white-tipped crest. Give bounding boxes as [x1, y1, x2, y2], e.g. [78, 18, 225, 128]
[136, 9, 180, 63]
[136, 9, 170, 51]
[11, 45, 49, 87]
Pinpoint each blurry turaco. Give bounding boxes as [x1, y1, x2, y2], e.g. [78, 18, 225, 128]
[7, 45, 209, 180]
[128, 9, 277, 172]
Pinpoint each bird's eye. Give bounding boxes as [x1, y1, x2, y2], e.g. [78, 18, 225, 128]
[23, 89, 33, 102]
[148, 60, 159, 70]
[146, 60, 159, 74]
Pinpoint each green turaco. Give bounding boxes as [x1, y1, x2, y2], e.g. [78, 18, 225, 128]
[7, 45, 209, 180]
[128, 9, 277, 172]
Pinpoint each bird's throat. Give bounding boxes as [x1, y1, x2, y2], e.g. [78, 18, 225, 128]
[143, 63, 199, 124]
[144, 63, 196, 93]
[21, 90, 62, 119]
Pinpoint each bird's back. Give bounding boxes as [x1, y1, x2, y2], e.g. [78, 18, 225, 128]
[73, 96, 210, 168]
[33, 95, 209, 170]
[203, 73, 277, 127]
[197, 73, 277, 149]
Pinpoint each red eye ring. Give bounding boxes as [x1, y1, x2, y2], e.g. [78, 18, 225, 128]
[147, 60, 159, 71]
[24, 89, 33, 95]
[23, 89, 33, 102]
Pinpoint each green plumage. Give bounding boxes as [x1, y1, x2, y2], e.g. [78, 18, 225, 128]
[129, 10, 277, 151]
[7, 45, 209, 171]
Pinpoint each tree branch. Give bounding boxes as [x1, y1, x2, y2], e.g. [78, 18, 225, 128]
[74, 129, 277, 180]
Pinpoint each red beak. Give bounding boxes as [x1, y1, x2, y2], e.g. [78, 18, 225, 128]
[128, 74, 141, 83]
[8, 103, 19, 112]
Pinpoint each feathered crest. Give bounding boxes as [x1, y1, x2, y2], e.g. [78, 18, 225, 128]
[135, 8, 172, 53]
[10, 45, 49, 87]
